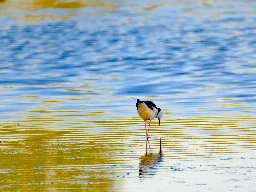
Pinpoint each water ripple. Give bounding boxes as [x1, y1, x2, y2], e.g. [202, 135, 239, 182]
[0, 0, 256, 191]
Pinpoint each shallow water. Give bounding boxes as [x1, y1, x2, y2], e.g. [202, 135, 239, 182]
[0, 0, 256, 191]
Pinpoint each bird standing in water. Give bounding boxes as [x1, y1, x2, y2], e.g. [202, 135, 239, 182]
[135, 99, 163, 149]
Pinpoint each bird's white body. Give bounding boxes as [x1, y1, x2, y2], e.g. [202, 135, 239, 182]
[137, 102, 158, 121]
[136, 99, 163, 125]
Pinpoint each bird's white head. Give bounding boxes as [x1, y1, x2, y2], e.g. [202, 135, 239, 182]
[157, 108, 163, 126]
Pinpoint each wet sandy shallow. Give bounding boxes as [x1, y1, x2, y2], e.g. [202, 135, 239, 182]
[0, 113, 255, 191]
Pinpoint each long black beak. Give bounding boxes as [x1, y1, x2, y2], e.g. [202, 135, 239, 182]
[159, 119, 160, 126]
[159, 137, 162, 155]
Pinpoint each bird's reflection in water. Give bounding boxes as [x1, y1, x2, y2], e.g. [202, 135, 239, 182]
[139, 138, 163, 177]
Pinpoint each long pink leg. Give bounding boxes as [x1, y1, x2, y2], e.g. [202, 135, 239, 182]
[144, 121, 147, 139]
[145, 121, 150, 150]
[145, 121, 149, 139]
[144, 121, 148, 151]
[147, 120, 151, 148]
[148, 120, 151, 131]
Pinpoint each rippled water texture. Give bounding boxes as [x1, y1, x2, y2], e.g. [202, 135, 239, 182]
[0, 0, 256, 191]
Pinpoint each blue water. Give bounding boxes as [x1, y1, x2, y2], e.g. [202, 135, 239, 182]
[1, 1, 256, 120]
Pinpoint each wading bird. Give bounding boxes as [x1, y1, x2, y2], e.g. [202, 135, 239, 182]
[134, 98, 163, 149]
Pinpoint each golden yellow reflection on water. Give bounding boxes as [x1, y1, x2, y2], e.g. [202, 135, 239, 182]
[0, 0, 120, 23]
[0, 107, 255, 190]
[2, 0, 116, 10]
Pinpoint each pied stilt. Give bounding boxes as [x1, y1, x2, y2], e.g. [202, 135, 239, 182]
[134, 98, 163, 149]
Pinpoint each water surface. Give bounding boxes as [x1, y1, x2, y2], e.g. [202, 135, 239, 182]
[0, 0, 256, 191]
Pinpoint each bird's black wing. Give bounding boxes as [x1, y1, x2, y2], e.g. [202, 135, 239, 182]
[144, 101, 157, 110]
